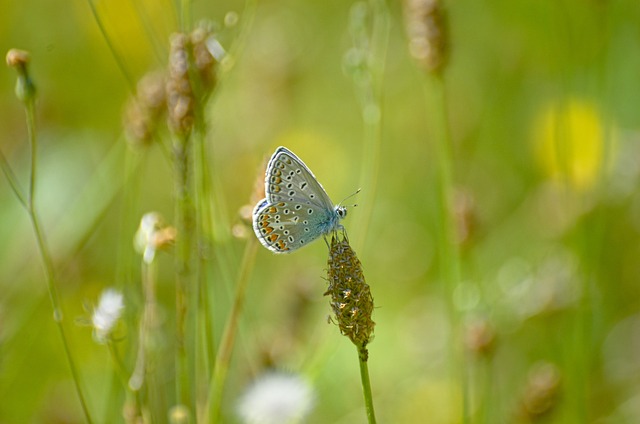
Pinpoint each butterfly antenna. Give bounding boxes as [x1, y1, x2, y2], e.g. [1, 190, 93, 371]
[339, 188, 361, 207]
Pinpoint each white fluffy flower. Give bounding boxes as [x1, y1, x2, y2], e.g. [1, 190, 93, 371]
[134, 212, 176, 264]
[92, 289, 124, 343]
[134, 212, 162, 264]
[237, 372, 315, 424]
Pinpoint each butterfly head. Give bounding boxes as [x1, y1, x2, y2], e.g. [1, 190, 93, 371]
[336, 205, 348, 219]
[335, 188, 360, 221]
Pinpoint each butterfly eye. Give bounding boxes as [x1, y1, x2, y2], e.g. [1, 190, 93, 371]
[337, 207, 347, 218]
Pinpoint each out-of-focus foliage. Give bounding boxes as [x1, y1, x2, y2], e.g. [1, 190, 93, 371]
[1, 0, 640, 422]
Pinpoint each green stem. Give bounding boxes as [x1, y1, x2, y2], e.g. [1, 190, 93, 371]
[422, 75, 467, 423]
[27, 101, 36, 207]
[130, 260, 160, 421]
[129, 0, 166, 63]
[207, 238, 258, 423]
[108, 341, 135, 396]
[23, 95, 94, 423]
[0, 149, 27, 208]
[353, 0, 390, 252]
[424, 76, 460, 290]
[358, 346, 377, 424]
[193, 117, 215, 422]
[179, 0, 191, 32]
[85, 0, 135, 92]
[174, 133, 194, 410]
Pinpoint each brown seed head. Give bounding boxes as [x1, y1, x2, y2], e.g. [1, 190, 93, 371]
[6, 49, 30, 69]
[454, 188, 477, 248]
[138, 71, 167, 112]
[238, 155, 268, 231]
[325, 233, 375, 349]
[6, 48, 36, 102]
[123, 71, 167, 147]
[167, 33, 194, 136]
[463, 318, 496, 357]
[515, 362, 561, 422]
[190, 22, 220, 95]
[403, 0, 448, 74]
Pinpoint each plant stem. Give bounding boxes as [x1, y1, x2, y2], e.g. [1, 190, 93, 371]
[422, 75, 467, 423]
[358, 346, 377, 424]
[424, 77, 460, 299]
[23, 94, 94, 423]
[174, 132, 194, 410]
[179, 0, 192, 32]
[109, 339, 143, 418]
[84, 0, 135, 91]
[206, 238, 258, 423]
[193, 118, 215, 422]
[0, 149, 27, 208]
[353, 0, 390, 252]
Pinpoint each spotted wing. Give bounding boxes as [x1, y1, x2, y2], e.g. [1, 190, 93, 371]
[264, 147, 335, 209]
[252, 198, 335, 254]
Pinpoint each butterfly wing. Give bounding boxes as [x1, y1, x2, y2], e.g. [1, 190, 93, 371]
[253, 199, 334, 254]
[264, 147, 335, 209]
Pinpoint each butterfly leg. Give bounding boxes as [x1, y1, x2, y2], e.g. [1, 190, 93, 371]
[338, 226, 349, 242]
[323, 235, 331, 250]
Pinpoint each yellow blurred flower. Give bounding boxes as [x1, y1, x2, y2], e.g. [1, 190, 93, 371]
[533, 99, 615, 192]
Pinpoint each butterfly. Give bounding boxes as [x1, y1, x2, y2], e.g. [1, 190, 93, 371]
[252, 146, 348, 254]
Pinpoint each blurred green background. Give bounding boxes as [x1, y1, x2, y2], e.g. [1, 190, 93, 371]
[2, 0, 640, 422]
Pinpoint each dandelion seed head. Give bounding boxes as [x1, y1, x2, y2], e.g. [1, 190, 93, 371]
[237, 372, 315, 424]
[92, 289, 124, 343]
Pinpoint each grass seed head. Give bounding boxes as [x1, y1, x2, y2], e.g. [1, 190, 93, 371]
[124, 71, 167, 147]
[167, 33, 195, 136]
[6, 48, 36, 102]
[325, 233, 375, 349]
[403, 0, 448, 74]
[190, 22, 222, 96]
